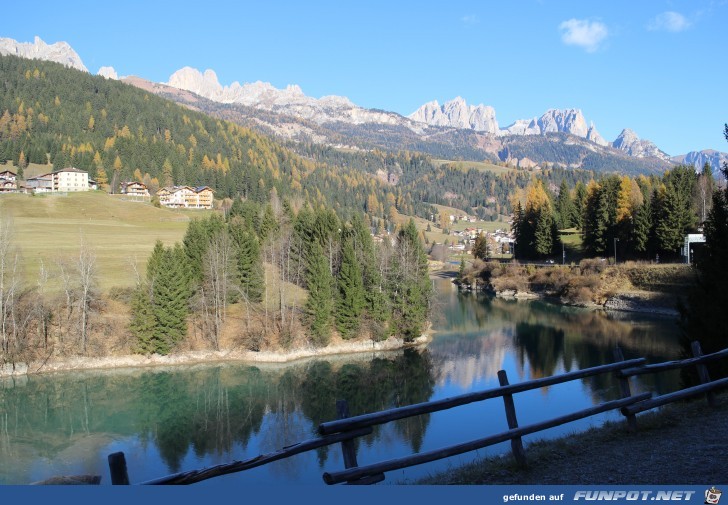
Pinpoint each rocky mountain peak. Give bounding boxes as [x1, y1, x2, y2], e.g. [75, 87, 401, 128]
[164, 66, 421, 131]
[408, 97, 499, 134]
[612, 129, 670, 161]
[168, 67, 224, 97]
[0, 36, 88, 72]
[586, 122, 608, 146]
[537, 108, 588, 138]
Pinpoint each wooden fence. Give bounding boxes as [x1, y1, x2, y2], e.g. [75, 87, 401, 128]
[103, 341, 728, 486]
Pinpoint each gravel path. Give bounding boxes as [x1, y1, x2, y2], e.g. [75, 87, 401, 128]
[420, 394, 728, 485]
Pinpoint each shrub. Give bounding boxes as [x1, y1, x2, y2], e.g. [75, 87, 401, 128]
[579, 258, 607, 275]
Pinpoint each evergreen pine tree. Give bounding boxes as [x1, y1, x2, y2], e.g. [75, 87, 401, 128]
[129, 282, 155, 353]
[572, 181, 588, 230]
[554, 179, 574, 229]
[630, 201, 652, 256]
[304, 241, 334, 346]
[350, 214, 388, 325]
[233, 227, 264, 303]
[534, 206, 556, 256]
[654, 184, 683, 255]
[183, 214, 225, 283]
[148, 242, 192, 354]
[259, 203, 278, 242]
[335, 240, 365, 339]
[512, 201, 528, 259]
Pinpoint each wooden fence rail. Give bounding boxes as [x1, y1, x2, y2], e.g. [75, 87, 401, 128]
[318, 358, 646, 436]
[322, 393, 651, 485]
[105, 341, 727, 486]
[139, 427, 373, 485]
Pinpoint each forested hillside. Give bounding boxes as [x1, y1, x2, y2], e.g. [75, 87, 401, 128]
[0, 54, 644, 225]
[0, 54, 422, 223]
[0, 54, 437, 363]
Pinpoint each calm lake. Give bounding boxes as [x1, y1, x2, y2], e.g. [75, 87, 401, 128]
[0, 278, 682, 486]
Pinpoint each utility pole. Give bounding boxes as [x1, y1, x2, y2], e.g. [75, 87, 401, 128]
[562, 241, 565, 265]
[614, 237, 619, 264]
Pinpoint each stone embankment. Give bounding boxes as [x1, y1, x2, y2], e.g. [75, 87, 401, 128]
[0, 335, 430, 377]
[602, 293, 680, 317]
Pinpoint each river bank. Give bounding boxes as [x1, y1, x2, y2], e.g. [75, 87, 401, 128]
[0, 333, 430, 377]
[454, 260, 692, 317]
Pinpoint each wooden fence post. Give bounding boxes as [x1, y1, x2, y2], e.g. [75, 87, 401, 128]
[613, 346, 638, 431]
[691, 341, 717, 407]
[497, 370, 527, 468]
[108, 451, 130, 485]
[336, 400, 384, 485]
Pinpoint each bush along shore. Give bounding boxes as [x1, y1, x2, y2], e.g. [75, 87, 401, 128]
[455, 259, 694, 316]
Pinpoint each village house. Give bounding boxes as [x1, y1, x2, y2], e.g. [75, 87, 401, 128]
[120, 181, 150, 197]
[157, 185, 214, 209]
[25, 167, 93, 193]
[0, 169, 17, 192]
[25, 173, 53, 192]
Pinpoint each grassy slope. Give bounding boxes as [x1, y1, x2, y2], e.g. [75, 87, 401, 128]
[432, 159, 516, 175]
[0, 192, 202, 290]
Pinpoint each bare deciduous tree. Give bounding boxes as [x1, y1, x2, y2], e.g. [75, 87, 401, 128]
[36, 259, 51, 349]
[199, 231, 235, 350]
[0, 218, 21, 360]
[77, 239, 97, 355]
[56, 257, 75, 346]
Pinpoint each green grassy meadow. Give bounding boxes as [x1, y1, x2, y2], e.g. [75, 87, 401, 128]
[0, 191, 209, 290]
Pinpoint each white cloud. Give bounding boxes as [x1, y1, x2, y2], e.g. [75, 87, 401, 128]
[559, 18, 608, 53]
[647, 11, 692, 32]
[461, 14, 479, 25]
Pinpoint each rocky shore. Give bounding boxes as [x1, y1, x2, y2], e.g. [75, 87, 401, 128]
[489, 288, 680, 316]
[602, 293, 680, 317]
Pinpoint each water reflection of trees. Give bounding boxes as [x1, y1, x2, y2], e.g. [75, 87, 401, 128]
[432, 289, 683, 401]
[0, 349, 435, 481]
[298, 349, 435, 462]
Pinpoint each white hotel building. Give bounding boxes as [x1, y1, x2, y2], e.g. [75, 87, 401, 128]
[26, 167, 92, 193]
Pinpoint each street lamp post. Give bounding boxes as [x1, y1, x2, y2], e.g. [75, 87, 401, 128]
[614, 238, 619, 264]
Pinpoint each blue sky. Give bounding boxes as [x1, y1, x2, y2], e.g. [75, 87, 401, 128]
[2, 0, 726, 155]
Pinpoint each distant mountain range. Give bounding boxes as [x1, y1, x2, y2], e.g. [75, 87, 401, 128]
[1, 36, 724, 175]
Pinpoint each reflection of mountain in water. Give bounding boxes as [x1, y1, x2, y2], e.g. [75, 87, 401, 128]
[430, 281, 682, 401]
[430, 329, 509, 389]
